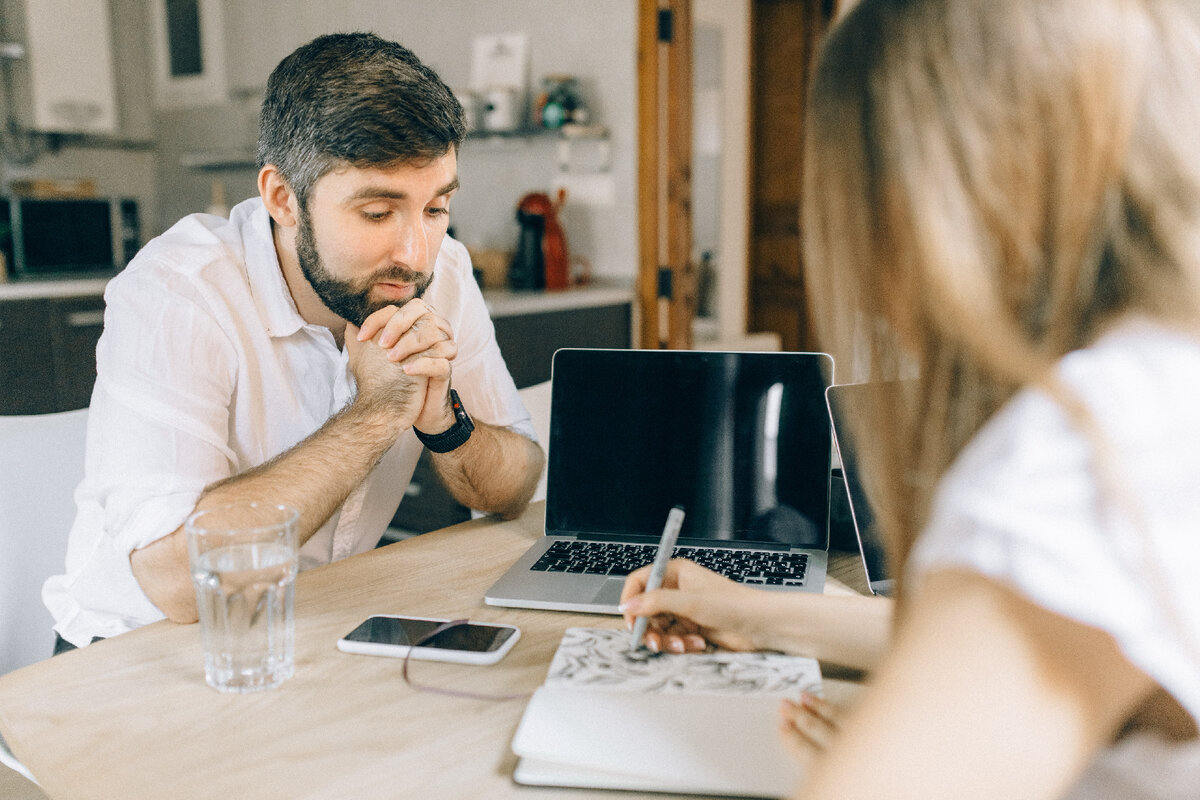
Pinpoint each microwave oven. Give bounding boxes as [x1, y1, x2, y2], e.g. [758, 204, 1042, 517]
[0, 196, 140, 279]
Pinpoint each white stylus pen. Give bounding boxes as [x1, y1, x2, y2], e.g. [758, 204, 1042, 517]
[631, 505, 686, 650]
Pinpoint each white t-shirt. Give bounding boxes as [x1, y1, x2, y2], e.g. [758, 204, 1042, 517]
[44, 198, 533, 646]
[910, 319, 1200, 799]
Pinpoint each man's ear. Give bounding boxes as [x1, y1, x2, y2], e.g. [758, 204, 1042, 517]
[258, 165, 299, 228]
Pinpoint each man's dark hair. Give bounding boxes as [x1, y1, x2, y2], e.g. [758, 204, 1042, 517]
[257, 32, 466, 209]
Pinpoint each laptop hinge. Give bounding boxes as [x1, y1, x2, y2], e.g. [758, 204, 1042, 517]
[570, 533, 792, 552]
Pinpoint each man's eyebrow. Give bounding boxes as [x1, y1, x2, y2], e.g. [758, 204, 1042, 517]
[346, 178, 460, 202]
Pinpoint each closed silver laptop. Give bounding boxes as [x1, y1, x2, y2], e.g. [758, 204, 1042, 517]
[825, 382, 896, 596]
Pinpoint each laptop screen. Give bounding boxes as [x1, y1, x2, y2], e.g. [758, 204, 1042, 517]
[826, 382, 894, 595]
[546, 349, 834, 548]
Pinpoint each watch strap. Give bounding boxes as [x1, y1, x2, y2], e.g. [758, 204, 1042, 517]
[414, 389, 475, 453]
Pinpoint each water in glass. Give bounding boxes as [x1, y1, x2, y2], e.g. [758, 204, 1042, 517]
[192, 540, 297, 692]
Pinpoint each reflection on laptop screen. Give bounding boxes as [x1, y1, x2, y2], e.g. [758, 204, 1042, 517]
[546, 349, 834, 548]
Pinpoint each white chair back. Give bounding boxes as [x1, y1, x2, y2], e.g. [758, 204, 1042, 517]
[0, 407, 88, 677]
[517, 381, 552, 502]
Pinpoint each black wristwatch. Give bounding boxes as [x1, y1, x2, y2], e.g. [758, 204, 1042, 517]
[414, 389, 475, 453]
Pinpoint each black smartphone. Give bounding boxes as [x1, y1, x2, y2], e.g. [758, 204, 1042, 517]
[336, 615, 520, 665]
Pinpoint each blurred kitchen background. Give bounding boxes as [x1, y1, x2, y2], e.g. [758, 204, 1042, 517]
[0, 0, 845, 530]
[0, 0, 787, 347]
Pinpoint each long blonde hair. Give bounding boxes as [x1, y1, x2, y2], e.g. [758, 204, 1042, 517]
[804, 0, 1200, 589]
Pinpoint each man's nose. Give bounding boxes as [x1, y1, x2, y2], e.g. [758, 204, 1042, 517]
[390, 216, 428, 267]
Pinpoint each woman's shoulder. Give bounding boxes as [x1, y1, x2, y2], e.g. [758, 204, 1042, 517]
[916, 315, 1200, 594]
[1059, 319, 1200, 405]
[961, 318, 1200, 481]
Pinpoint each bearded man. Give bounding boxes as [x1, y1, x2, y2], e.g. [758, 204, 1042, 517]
[44, 33, 543, 649]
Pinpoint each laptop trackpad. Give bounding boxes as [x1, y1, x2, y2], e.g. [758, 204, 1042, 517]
[592, 578, 626, 607]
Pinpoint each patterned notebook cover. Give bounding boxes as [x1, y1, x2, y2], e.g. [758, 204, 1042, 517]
[543, 626, 822, 697]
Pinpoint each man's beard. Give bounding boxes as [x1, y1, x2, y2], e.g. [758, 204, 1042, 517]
[295, 206, 433, 327]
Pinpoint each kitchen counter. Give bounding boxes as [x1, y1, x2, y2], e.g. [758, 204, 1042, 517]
[483, 282, 633, 317]
[0, 275, 116, 301]
[0, 274, 633, 313]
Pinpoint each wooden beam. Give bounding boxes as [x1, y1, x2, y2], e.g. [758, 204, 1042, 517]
[636, 0, 661, 349]
[637, 0, 694, 349]
[665, 0, 694, 350]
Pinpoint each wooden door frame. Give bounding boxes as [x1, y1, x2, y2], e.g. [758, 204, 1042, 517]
[745, 0, 835, 353]
[637, 0, 694, 349]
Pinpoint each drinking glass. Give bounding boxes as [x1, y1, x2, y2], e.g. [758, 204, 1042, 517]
[186, 502, 299, 693]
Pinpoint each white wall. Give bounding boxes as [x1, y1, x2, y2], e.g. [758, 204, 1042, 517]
[694, 0, 750, 345]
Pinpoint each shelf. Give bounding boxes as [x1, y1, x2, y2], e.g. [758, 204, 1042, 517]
[180, 126, 609, 172]
[180, 149, 258, 171]
[467, 123, 608, 141]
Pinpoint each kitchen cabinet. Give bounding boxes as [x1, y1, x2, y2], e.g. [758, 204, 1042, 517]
[489, 291, 633, 387]
[0, 289, 107, 415]
[50, 297, 108, 411]
[0, 298, 55, 414]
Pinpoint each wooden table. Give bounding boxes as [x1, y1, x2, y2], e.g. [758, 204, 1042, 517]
[0, 502, 867, 799]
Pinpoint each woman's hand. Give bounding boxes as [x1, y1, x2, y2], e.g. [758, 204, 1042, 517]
[621, 559, 894, 669]
[779, 693, 841, 769]
[619, 558, 767, 653]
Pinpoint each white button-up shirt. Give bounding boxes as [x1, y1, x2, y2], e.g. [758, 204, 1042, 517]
[44, 198, 532, 646]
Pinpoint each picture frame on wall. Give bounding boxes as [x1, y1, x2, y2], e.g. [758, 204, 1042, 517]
[148, 0, 227, 109]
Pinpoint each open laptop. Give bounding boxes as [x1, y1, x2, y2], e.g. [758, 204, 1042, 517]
[485, 348, 835, 613]
[825, 382, 894, 596]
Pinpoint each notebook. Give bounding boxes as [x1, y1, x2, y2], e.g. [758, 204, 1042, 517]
[485, 348, 834, 613]
[825, 382, 894, 596]
[511, 627, 821, 797]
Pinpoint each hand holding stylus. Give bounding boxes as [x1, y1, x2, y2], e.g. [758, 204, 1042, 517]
[620, 556, 764, 654]
[629, 505, 686, 649]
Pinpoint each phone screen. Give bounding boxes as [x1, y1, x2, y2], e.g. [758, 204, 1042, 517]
[342, 617, 515, 653]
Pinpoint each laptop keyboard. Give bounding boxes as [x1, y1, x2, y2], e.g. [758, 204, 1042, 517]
[530, 540, 809, 586]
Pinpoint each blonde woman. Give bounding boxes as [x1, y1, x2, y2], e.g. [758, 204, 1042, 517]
[621, 0, 1200, 796]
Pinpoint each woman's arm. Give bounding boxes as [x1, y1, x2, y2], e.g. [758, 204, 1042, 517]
[621, 559, 893, 670]
[795, 568, 1157, 800]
